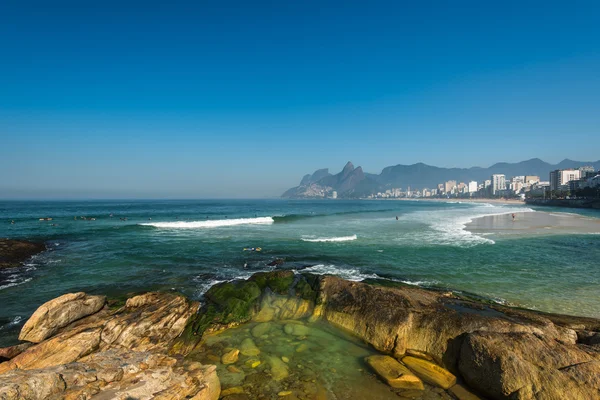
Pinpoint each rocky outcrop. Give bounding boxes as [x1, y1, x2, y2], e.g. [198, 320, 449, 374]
[19, 292, 106, 343]
[0, 239, 45, 269]
[0, 349, 219, 400]
[0, 291, 218, 400]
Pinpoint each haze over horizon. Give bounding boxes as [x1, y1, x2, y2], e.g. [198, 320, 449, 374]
[1, 1, 599, 198]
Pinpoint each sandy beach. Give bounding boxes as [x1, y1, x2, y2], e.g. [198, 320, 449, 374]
[466, 210, 600, 236]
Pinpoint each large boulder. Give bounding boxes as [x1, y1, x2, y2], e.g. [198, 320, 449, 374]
[0, 239, 45, 269]
[458, 331, 600, 400]
[19, 292, 106, 343]
[100, 292, 198, 352]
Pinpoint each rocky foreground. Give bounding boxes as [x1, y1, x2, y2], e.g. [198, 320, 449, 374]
[1, 271, 599, 399]
[0, 239, 46, 269]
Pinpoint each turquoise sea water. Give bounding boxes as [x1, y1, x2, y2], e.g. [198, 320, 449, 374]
[1, 199, 599, 346]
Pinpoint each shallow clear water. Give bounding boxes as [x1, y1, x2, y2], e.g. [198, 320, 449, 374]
[1, 199, 599, 346]
[191, 319, 453, 400]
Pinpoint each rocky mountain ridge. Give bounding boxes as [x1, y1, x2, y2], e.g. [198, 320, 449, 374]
[282, 158, 600, 198]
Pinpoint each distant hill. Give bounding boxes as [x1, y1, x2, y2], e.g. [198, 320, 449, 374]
[282, 158, 600, 198]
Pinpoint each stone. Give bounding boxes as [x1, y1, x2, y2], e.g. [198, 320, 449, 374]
[19, 292, 106, 343]
[0, 239, 45, 269]
[282, 356, 289, 363]
[240, 338, 260, 356]
[448, 384, 481, 400]
[251, 322, 272, 338]
[401, 356, 456, 389]
[245, 358, 261, 368]
[284, 323, 309, 336]
[278, 391, 293, 396]
[405, 348, 435, 362]
[364, 355, 424, 390]
[227, 365, 242, 373]
[221, 348, 240, 365]
[253, 306, 276, 322]
[267, 355, 289, 381]
[295, 343, 308, 353]
[0, 342, 34, 361]
[459, 331, 600, 400]
[101, 292, 197, 352]
[221, 386, 245, 396]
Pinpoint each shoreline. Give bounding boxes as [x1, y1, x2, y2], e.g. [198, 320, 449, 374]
[466, 209, 600, 236]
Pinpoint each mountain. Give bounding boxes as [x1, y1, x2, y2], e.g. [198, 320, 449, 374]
[282, 158, 600, 198]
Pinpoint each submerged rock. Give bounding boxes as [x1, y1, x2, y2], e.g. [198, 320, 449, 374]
[401, 356, 456, 389]
[267, 355, 290, 381]
[240, 338, 260, 356]
[19, 292, 106, 343]
[221, 348, 240, 365]
[0, 239, 45, 269]
[251, 322, 272, 338]
[365, 355, 424, 390]
[284, 323, 309, 336]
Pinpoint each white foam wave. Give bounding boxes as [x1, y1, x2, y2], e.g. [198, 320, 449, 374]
[296, 264, 378, 281]
[0, 278, 32, 291]
[301, 235, 357, 243]
[0, 316, 23, 331]
[141, 217, 274, 229]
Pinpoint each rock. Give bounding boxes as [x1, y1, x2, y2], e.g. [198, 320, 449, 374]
[0, 349, 220, 400]
[458, 331, 600, 399]
[405, 348, 435, 362]
[221, 386, 245, 396]
[295, 343, 308, 353]
[101, 292, 197, 352]
[221, 348, 240, 365]
[240, 338, 260, 356]
[19, 292, 106, 343]
[448, 384, 481, 400]
[364, 355, 424, 390]
[284, 323, 309, 336]
[251, 322, 272, 338]
[278, 391, 292, 396]
[0, 342, 34, 361]
[267, 355, 289, 381]
[253, 306, 276, 322]
[244, 358, 261, 368]
[0, 324, 103, 373]
[227, 365, 242, 373]
[401, 356, 456, 389]
[282, 356, 289, 363]
[0, 239, 45, 269]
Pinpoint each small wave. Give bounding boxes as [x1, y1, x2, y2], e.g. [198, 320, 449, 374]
[301, 235, 357, 243]
[297, 264, 378, 281]
[0, 277, 32, 291]
[0, 316, 23, 331]
[273, 208, 395, 223]
[140, 217, 274, 229]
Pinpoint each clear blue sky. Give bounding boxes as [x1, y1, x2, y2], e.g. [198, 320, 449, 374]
[1, 1, 598, 198]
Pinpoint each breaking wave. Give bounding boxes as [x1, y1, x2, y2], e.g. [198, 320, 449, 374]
[301, 235, 358, 242]
[140, 217, 274, 229]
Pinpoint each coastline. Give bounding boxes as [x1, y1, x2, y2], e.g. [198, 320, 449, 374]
[466, 209, 600, 236]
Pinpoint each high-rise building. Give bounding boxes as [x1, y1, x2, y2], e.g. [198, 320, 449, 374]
[468, 181, 478, 193]
[444, 180, 457, 194]
[550, 169, 581, 191]
[331, 191, 337, 199]
[491, 174, 506, 195]
[579, 166, 596, 179]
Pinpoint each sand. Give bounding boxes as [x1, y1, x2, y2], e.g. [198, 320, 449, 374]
[466, 211, 600, 236]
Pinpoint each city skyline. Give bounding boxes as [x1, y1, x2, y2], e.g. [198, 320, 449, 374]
[1, 1, 599, 198]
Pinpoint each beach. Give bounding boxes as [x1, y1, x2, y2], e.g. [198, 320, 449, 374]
[466, 210, 600, 236]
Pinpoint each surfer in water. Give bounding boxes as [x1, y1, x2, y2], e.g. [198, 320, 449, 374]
[512, 213, 516, 222]
[396, 216, 399, 220]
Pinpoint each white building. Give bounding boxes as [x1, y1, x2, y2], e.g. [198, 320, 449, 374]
[550, 169, 581, 191]
[331, 191, 337, 199]
[468, 181, 478, 193]
[491, 174, 506, 195]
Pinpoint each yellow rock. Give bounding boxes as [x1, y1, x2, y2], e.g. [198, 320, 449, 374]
[406, 349, 435, 362]
[282, 356, 289, 363]
[240, 338, 260, 356]
[401, 356, 456, 389]
[221, 386, 245, 396]
[449, 384, 482, 400]
[206, 354, 220, 363]
[295, 343, 308, 353]
[278, 391, 293, 396]
[364, 355, 424, 390]
[245, 358, 261, 368]
[267, 355, 289, 381]
[221, 348, 239, 365]
[227, 365, 242, 373]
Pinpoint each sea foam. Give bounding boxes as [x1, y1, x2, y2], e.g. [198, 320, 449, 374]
[301, 235, 357, 242]
[141, 217, 275, 229]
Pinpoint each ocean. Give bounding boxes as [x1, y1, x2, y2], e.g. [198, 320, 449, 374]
[1, 199, 599, 347]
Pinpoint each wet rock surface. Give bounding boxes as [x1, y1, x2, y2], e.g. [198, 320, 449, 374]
[0, 239, 45, 269]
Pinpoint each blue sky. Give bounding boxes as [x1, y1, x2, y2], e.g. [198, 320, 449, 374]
[1, 1, 599, 198]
